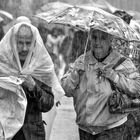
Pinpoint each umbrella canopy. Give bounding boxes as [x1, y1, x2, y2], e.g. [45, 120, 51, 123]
[35, 2, 72, 23]
[130, 20, 140, 37]
[35, 6, 140, 42]
[36, 1, 72, 14]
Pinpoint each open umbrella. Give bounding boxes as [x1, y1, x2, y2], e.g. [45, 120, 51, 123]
[35, 5, 140, 42]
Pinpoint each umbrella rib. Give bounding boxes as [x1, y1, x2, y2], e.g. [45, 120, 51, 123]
[49, 7, 72, 23]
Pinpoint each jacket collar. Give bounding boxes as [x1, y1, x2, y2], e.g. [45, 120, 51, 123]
[85, 50, 121, 65]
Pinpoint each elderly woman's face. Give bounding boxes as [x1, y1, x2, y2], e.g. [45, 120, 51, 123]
[90, 30, 112, 60]
[16, 25, 32, 61]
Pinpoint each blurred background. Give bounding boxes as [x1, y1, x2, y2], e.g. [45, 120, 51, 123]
[0, 0, 140, 17]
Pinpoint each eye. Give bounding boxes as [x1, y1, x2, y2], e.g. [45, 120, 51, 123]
[25, 41, 31, 46]
[101, 35, 106, 40]
[18, 41, 24, 45]
[91, 35, 97, 40]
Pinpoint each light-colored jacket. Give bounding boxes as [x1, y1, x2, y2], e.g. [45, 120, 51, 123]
[61, 50, 140, 135]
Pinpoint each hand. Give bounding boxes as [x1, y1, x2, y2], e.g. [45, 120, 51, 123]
[78, 69, 85, 76]
[69, 61, 85, 74]
[101, 69, 114, 79]
[101, 64, 115, 77]
[103, 63, 114, 71]
[101, 64, 119, 82]
[70, 69, 81, 87]
[22, 76, 36, 91]
[71, 69, 79, 79]
[74, 61, 84, 72]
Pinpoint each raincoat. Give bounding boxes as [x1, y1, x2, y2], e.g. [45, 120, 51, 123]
[0, 22, 64, 140]
[61, 50, 140, 135]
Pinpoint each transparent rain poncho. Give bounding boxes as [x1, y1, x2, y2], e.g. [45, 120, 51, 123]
[0, 22, 64, 140]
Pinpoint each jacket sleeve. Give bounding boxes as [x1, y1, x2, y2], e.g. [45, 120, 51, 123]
[61, 55, 84, 97]
[106, 58, 140, 98]
[34, 82, 54, 112]
[61, 69, 80, 97]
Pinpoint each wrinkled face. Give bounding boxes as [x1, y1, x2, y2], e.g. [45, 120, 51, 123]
[90, 30, 112, 60]
[16, 25, 32, 61]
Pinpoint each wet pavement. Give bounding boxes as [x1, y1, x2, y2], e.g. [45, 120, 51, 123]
[49, 96, 79, 140]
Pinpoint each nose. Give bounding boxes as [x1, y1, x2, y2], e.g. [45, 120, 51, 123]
[95, 37, 100, 47]
[23, 42, 28, 51]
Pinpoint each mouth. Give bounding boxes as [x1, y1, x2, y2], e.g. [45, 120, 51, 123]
[19, 51, 28, 56]
[94, 48, 102, 51]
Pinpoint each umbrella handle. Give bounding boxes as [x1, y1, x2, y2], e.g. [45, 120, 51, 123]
[83, 31, 90, 61]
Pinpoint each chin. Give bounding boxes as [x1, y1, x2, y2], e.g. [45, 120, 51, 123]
[19, 56, 26, 61]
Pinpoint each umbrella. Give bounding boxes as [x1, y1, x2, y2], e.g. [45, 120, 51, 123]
[36, 1, 72, 14]
[0, 10, 13, 20]
[0, 10, 13, 25]
[35, 5, 140, 42]
[130, 20, 140, 34]
[35, 2, 72, 23]
[0, 16, 4, 22]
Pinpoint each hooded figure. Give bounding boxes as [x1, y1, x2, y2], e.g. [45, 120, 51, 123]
[0, 22, 64, 140]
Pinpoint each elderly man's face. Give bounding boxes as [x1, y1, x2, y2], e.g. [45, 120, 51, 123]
[16, 25, 32, 61]
[90, 30, 112, 60]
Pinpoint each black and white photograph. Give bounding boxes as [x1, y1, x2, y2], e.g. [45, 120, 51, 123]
[1, 0, 140, 140]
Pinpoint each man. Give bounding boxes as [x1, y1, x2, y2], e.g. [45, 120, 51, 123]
[0, 21, 64, 140]
[12, 23, 54, 140]
[61, 29, 140, 140]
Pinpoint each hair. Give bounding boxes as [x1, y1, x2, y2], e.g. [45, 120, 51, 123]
[16, 24, 33, 39]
